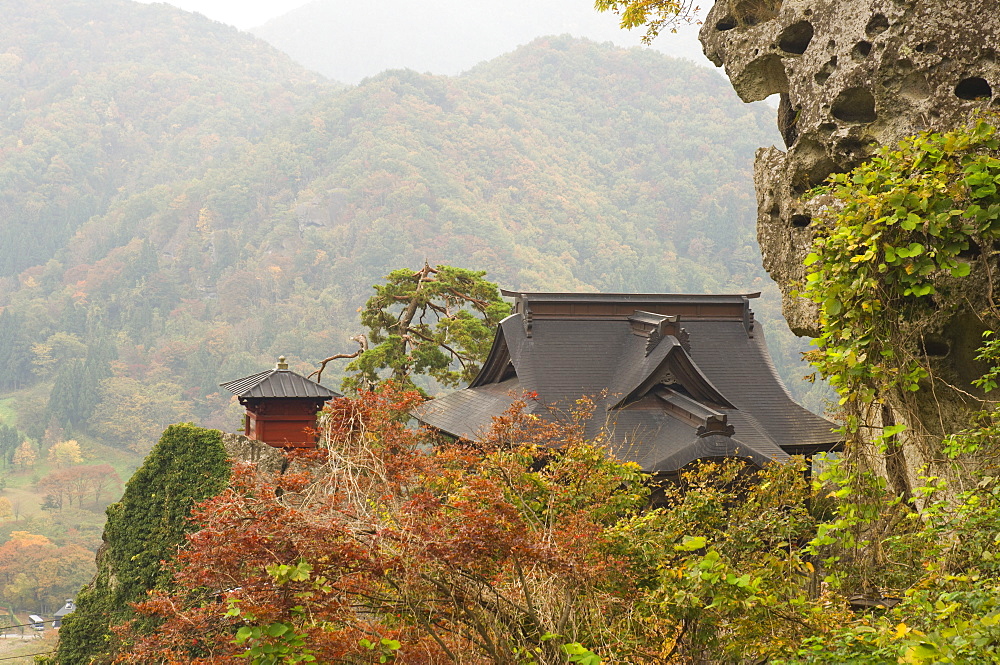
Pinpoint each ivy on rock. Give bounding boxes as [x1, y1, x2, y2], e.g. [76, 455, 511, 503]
[53, 424, 231, 664]
[803, 116, 1000, 409]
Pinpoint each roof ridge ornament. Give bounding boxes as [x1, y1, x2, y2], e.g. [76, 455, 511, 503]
[276, 356, 288, 370]
[697, 414, 736, 438]
[647, 328, 662, 356]
[628, 311, 691, 355]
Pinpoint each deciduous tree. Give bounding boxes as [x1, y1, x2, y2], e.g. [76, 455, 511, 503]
[38, 472, 68, 511]
[47, 439, 83, 468]
[0, 531, 93, 613]
[88, 376, 194, 453]
[106, 386, 852, 664]
[84, 463, 122, 507]
[12, 441, 36, 470]
[112, 389, 660, 663]
[594, 0, 702, 44]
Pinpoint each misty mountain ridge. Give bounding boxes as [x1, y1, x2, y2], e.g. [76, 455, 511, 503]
[249, 0, 711, 84]
[0, 0, 326, 277]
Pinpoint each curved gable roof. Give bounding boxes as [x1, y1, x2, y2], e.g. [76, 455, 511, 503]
[608, 337, 734, 411]
[414, 291, 839, 475]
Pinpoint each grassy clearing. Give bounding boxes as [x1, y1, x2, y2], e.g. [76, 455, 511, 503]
[0, 399, 15, 427]
[0, 440, 142, 528]
[0, 623, 58, 664]
[0, 432, 143, 546]
[2, 486, 43, 521]
[3, 466, 38, 491]
[77, 435, 143, 484]
[1, 433, 142, 491]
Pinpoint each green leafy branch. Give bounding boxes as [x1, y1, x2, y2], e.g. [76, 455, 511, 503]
[358, 637, 401, 663]
[802, 116, 1000, 408]
[226, 561, 320, 665]
[339, 263, 510, 394]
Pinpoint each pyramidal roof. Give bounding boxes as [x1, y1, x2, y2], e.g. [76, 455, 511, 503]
[220, 357, 339, 399]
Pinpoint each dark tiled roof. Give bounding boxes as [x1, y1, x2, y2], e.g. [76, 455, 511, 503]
[54, 601, 76, 618]
[414, 291, 839, 474]
[415, 378, 522, 440]
[220, 369, 339, 399]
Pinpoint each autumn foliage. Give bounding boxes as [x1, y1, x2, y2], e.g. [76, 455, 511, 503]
[37, 463, 122, 511]
[108, 389, 646, 663]
[98, 386, 849, 665]
[0, 531, 93, 613]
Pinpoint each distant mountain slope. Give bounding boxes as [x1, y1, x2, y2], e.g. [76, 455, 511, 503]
[0, 0, 325, 277]
[47, 36, 774, 308]
[0, 0, 823, 463]
[249, 0, 709, 83]
[272, 39, 771, 297]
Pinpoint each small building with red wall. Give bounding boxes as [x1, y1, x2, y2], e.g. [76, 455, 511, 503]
[221, 357, 339, 449]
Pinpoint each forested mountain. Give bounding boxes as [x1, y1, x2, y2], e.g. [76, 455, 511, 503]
[0, 0, 818, 468]
[249, 0, 709, 83]
[0, 0, 323, 279]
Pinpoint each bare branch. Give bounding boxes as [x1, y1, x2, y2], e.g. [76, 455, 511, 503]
[445, 287, 490, 309]
[408, 327, 468, 369]
[309, 335, 368, 383]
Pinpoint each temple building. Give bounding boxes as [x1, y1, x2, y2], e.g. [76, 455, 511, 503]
[414, 291, 839, 478]
[221, 357, 339, 449]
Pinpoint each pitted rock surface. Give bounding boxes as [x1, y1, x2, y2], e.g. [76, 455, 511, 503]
[700, 0, 1000, 335]
[221, 431, 287, 473]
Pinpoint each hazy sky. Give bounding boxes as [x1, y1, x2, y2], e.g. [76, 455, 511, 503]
[138, 0, 299, 29]
[138, 0, 712, 66]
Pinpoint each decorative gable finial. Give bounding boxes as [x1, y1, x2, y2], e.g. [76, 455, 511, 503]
[628, 312, 692, 355]
[697, 414, 736, 438]
[276, 356, 288, 370]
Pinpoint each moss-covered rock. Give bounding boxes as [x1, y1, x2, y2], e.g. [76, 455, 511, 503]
[54, 424, 231, 664]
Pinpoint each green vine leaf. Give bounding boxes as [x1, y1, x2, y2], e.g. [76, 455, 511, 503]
[803, 115, 1000, 405]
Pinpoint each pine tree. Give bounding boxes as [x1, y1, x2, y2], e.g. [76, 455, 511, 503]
[0, 310, 34, 391]
[0, 425, 21, 468]
[80, 339, 116, 423]
[48, 360, 85, 429]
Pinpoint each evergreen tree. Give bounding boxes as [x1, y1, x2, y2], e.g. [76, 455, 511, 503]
[0, 425, 21, 468]
[0, 310, 34, 391]
[46, 339, 115, 431]
[119, 239, 159, 287]
[47, 360, 86, 429]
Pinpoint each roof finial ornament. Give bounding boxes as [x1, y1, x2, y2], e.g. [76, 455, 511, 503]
[277, 356, 288, 370]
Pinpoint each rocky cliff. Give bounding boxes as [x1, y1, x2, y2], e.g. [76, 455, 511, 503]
[699, 0, 1000, 490]
[700, 0, 999, 335]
